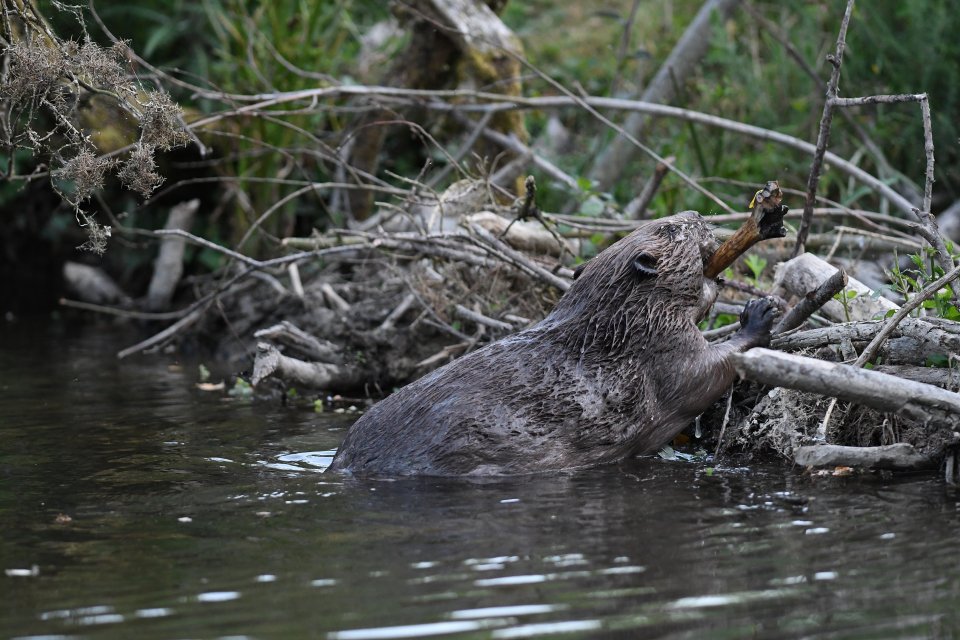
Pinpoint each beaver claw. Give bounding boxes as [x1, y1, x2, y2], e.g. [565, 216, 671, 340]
[739, 297, 780, 347]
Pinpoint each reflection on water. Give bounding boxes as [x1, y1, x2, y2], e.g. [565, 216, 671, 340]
[2, 319, 960, 639]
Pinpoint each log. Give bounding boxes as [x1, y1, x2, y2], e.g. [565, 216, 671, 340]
[873, 364, 960, 388]
[253, 321, 344, 364]
[62, 261, 129, 305]
[772, 318, 960, 360]
[731, 348, 960, 427]
[463, 211, 573, 257]
[774, 267, 847, 334]
[146, 199, 199, 310]
[252, 342, 363, 390]
[794, 443, 935, 471]
[773, 252, 899, 323]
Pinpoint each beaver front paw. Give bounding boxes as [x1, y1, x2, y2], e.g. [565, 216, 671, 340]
[738, 297, 779, 347]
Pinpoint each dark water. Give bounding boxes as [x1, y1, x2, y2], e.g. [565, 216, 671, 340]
[2, 320, 960, 640]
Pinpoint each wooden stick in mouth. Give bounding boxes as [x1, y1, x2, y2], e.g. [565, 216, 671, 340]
[704, 180, 788, 279]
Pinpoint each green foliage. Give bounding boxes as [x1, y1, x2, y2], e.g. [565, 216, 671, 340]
[887, 247, 960, 320]
[511, 1, 960, 216]
[845, 0, 960, 196]
[832, 288, 858, 323]
[195, 0, 395, 248]
[743, 254, 767, 285]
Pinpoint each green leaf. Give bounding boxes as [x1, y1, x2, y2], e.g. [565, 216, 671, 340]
[744, 254, 767, 281]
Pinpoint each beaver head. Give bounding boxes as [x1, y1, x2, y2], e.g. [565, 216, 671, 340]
[550, 211, 719, 352]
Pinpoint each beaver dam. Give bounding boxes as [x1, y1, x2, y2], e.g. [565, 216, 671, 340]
[60, 173, 960, 482]
[5, 0, 960, 482]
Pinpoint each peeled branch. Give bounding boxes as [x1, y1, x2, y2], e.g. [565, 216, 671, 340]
[463, 211, 574, 257]
[704, 180, 788, 278]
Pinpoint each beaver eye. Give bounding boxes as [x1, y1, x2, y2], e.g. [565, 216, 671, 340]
[632, 251, 658, 279]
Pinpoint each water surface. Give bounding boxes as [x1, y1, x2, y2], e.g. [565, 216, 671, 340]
[2, 320, 959, 638]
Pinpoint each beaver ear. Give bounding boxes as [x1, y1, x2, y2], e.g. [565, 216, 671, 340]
[573, 262, 588, 280]
[632, 251, 658, 279]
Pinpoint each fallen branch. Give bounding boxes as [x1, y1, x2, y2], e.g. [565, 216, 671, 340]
[467, 223, 570, 292]
[773, 253, 898, 323]
[794, 443, 935, 471]
[873, 364, 960, 388]
[146, 199, 199, 311]
[253, 321, 344, 363]
[731, 348, 960, 427]
[772, 318, 960, 355]
[454, 304, 513, 332]
[774, 267, 848, 334]
[62, 262, 130, 305]
[252, 342, 364, 389]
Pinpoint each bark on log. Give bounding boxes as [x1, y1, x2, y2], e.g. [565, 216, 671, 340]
[794, 443, 935, 471]
[731, 348, 960, 427]
[873, 364, 960, 388]
[771, 318, 960, 357]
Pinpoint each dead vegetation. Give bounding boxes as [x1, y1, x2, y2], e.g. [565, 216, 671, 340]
[4, 1, 960, 481]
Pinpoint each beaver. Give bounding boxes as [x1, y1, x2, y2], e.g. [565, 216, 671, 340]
[328, 211, 778, 476]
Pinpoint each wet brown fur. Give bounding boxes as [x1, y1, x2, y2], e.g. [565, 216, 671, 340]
[328, 212, 774, 476]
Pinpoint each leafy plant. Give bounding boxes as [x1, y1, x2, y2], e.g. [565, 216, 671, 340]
[833, 288, 858, 323]
[743, 254, 767, 286]
[887, 247, 960, 320]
